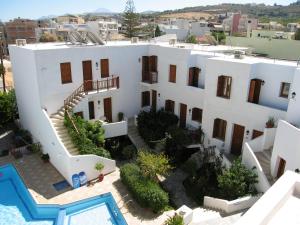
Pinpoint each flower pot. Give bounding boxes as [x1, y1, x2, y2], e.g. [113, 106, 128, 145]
[98, 174, 104, 182]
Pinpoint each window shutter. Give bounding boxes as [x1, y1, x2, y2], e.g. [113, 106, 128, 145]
[150, 56, 157, 72]
[169, 65, 176, 83]
[188, 68, 194, 86]
[60, 62, 72, 84]
[213, 119, 219, 138]
[101, 59, 109, 78]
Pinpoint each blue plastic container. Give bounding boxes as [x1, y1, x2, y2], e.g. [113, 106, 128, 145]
[72, 174, 80, 189]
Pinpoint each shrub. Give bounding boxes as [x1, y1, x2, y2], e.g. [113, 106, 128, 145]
[121, 144, 136, 160]
[137, 150, 172, 182]
[0, 90, 18, 127]
[217, 158, 258, 200]
[164, 214, 184, 225]
[120, 163, 169, 213]
[64, 114, 110, 158]
[95, 162, 104, 172]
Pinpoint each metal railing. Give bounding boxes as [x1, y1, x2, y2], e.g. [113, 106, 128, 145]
[142, 71, 158, 84]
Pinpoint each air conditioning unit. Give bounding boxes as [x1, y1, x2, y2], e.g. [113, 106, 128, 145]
[234, 50, 245, 59]
[16, 39, 26, 46]
[169, 38, 176, 45]
[131, 37, 139, 43]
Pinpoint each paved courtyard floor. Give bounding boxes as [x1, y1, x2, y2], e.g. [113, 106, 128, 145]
[0, 154, 174, 225]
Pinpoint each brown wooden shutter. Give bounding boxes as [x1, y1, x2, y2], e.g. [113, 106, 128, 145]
[194, 67, 200, 86]
[192, 108, 202, 122]
[226, 77, 232, 98]
[248, 79, 256, 103]
[217, 76, 224, 97]
[101, 59, 109, 78]
[213, 119, 220, 138]
[142, 91, 150, 107]
[169, 65, 176, 83]
[60, 62, 72, 84]
[149, 56, 157, 72]
[170, 100, 175, 113]
[220, 120, 227, 140]
[142, 56, 149, 81]
[188, 68, 194, 86]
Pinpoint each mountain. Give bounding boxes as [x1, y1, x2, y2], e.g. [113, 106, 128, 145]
[94, 8, 112, 13]
[141, 10, 159, 15]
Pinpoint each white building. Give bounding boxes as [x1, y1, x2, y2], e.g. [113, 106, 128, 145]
[9, 40, 300, 201]
[86, 19, 119, 40]
[190, 21, 211, 37]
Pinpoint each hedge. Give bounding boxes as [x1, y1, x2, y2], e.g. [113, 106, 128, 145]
[120, 163, 169, 213]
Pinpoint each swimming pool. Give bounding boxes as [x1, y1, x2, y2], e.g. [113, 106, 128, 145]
[0, 164, 127, 225]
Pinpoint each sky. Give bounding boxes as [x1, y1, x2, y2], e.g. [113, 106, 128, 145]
[0, 0, 297, 22]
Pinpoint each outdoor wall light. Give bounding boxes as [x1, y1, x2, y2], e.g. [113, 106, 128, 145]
[246, 130, 250, 135]
[158, 93, 160, 97]
[95, 62, 99, 70]
[261, 80, 265, 85]
[98, 100, 101, 105]
[189, 109, 192, 114]
[292, 92, 296, 99]
[138, 57, 141, 63]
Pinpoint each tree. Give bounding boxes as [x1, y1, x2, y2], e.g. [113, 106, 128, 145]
[217, 158, 258, 200]
[186, 35, 198, 44]
[155, 25, 162, 37]
[137, 150, 172, 182]
[295, 28, 300, 40]
[122, 0, 140, 38]
[0, 90, 18, 126]
[212, 31, 226, 44]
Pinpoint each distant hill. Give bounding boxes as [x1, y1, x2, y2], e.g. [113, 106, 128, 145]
[159, 2, 300, 20]
[94, 8, 112, 13]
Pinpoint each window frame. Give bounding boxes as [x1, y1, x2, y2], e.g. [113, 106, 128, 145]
[213, 118, 227, 141]
[141, 91, 150, 107]
[216, 75, 232, 99]
[191, 108, 203, 123]
[165, 99, 175, 113]
[279, 82, 290, 98]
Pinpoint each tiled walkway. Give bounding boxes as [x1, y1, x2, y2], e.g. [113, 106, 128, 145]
[0, 154, 174, 225]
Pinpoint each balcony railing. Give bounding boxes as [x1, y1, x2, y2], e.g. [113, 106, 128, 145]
[142, 71, 158, 84]
[84, 76, 119, 93]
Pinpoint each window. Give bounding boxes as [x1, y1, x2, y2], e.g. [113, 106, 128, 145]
[149, 56, 157, 72]
[141, 91, 150, 107]
[279, 82, 290, 98]
[192, 108, 202, 123]
[60, 62, 72, 84]
[188, 67, 200, 87]
[213, 118, 227, 141]
[217, 76, 232, 99]
[101, 59, 109, 78]
[169, 65, 176, 83]
[165, 100, 175, 113]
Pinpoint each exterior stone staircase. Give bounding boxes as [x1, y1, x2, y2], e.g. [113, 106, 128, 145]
[127, 118, 151, 151]
[255, 149, 275, 185]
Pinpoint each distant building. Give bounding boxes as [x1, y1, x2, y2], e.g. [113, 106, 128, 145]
[5, 18, 37, 44]
[238, 15, 258, 33]
[86, 19, 119, 40]
[222, 13, 241, 33]
[287, 23, 300, 32]
[190, 21, 212, 37]
[35, 27, 58, 42]
[56, 15, 85, 24]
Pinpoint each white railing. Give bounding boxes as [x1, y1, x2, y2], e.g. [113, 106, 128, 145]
[242, 143, 271, 192]
[203, 194, 262, 214]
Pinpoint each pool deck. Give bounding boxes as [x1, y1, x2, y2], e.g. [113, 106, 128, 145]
[0, 154, 175, 225]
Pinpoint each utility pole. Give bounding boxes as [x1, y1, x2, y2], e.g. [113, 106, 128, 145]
[0, 42, 5, 93]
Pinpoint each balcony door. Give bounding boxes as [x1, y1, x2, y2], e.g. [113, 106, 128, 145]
[248, 79, 262, 104]
[82, 60, 93, 92]
[152, 90, 157, 111]
[179, 103, 187, 128]
[231, 124, 245, 156]
[104, 97, 112, 122]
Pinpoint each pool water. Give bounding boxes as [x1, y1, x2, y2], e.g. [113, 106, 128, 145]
[0, 164, 127, 225]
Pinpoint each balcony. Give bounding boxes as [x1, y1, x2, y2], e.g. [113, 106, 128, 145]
[83, 76, 119, 94]
[101, 118, 128, 138]
[141, 71, 158, 85]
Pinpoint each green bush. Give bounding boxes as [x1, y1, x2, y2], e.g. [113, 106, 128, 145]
[120, 163, 169, 213]
[0, 90, 18, 127]
[137, 109, 178, 145]
[121, 144, 136, 160]
[64, 114, 111, 158]
[164, 214, 184, 225]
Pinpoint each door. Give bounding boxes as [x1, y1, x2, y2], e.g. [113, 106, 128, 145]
[104, 97, 112, 122]
[152, 90, 157, 111]
[188, 67, 199, 87]
[88, 101, 95, 120]
[277, 158, 286, 178]
[252, 130, 264, 140]
[179, 103, 187, 128]
[101, 59, 109, 78]
[142, 56, 149, 81]
[82, 60, 93, 92]
[74, 111, 83, 118]
[231, 124, 245, 156]
[248, 79, 262, 104]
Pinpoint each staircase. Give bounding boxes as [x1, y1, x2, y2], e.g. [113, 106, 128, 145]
[255, 149, 275, 185]
[127, 118, 151, 151]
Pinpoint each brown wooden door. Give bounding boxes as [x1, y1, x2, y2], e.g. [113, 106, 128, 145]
[149, 56, 157, 72]
[252, 130, 264, 140]
[152, 90, 157, 111]
[248, 79, 262, 104]
[231, 124, 245, 156]
[188, 67, 199, 87]
[82, 60, 93, 91]
[88, 101, 95, 120]
[104, 97, 112, 122]
[142, 56, 149, 81]
[101, 59, 109, 78]
[277, 158, 286, 178]
[179, 103, 187, 128]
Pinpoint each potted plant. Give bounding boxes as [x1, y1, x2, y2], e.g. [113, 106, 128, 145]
[95, 162, 104, 182]
[41, 153, 50, 163]
[266, 117, 275, 128]
[118, 112, 124, 122]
